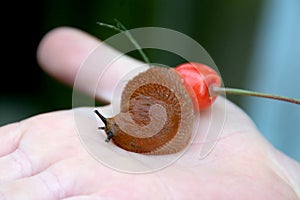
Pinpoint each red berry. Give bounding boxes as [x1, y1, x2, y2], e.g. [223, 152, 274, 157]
[175, 62, 221, 111]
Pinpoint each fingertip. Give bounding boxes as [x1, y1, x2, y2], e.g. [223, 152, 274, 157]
[37, 26, 146, 103]
[0, 122, 22, 156]
[37, 26, 100, 86]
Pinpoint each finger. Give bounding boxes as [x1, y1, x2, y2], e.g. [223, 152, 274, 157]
[0, 106, 114, 185]
[0, 111, 86, 184]
[37, 27, 99, 89]
[0, 157, 109, 199]
[0, 169, 66, 199]
[0, 149, 32, 185]
[37, 27, 145, 102]
[0, 123, 22, 156]
[0, 155, 166, 200]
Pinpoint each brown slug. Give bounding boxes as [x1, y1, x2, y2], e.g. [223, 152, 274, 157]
[95, 67, 195, 155]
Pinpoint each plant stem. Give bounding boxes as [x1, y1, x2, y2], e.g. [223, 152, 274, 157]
[212, 86, 300, 105]
[97, 19, 151, 65]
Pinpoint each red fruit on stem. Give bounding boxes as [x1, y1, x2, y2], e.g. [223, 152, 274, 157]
[175, 62, 221, 111]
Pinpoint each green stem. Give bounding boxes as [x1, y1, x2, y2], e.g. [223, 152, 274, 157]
[212, 86, 300, 105]
[97, 19, 151, 65]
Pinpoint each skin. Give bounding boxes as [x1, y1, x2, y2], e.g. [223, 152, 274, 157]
[0, 27, 299, 200]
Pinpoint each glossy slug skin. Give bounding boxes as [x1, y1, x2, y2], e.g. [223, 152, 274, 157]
[104, 67, 195, 155]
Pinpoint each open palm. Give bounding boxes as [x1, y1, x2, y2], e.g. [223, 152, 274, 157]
[0, 27, 299, 200]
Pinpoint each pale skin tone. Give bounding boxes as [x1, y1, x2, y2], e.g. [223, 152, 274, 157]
[0, 27, 299, 200]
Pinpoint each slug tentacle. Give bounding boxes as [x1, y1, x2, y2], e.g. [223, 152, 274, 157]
[94, 110, 107, 126]
[105, 132, 114, 142]
[96, 67, 195, 155]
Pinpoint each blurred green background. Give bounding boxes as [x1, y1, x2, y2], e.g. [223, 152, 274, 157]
[1, 0, 262, 123]
[1, 0, 299, 161]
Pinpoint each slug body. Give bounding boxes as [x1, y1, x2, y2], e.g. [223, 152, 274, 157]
[96, 67, 195, 155]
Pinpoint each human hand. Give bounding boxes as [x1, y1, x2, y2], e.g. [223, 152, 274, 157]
[0, 27, 299, 199]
